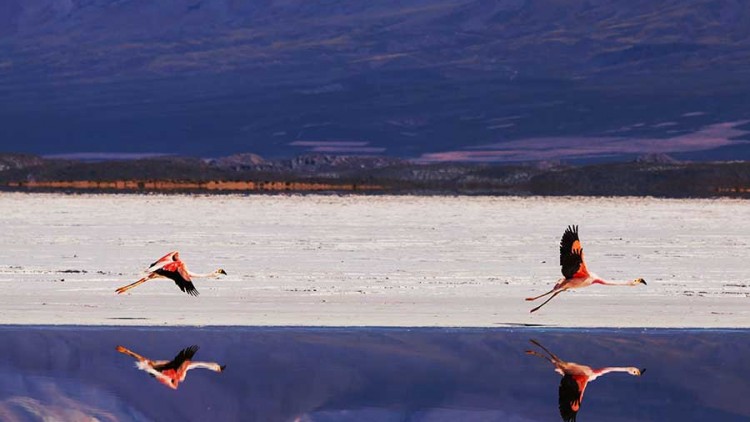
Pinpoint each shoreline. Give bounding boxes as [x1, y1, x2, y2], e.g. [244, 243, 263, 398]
[2, 185, 749, 199]
[0, 290, 746, 328]
[1, 324, 749, 331]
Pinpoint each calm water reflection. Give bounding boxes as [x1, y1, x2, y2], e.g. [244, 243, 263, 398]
[116, 345, 226, 390]
[526, 339, 645, 422]
[0, 327, 747, 421]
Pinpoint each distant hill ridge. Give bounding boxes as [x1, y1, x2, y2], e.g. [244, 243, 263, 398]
[2, 152, 750, 198]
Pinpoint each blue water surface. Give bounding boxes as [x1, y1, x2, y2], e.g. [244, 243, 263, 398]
[0, 326, 747, 421]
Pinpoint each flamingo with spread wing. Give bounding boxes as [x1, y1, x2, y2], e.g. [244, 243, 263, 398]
[115, 251, 226, 296]
[526, 226, 646, 313]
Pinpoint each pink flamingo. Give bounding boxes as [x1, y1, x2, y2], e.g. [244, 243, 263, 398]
[526, 225, 646, 312]
[115, 251, 226, 296]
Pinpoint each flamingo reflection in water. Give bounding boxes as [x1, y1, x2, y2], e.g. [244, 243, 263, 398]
[526, 339, 645, 421]
[116, 345, 226, 389]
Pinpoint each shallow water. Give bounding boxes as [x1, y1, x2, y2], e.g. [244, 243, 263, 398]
[0, 326, 748, 421]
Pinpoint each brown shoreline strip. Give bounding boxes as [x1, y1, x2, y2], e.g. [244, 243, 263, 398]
[6, 180, 383, 192]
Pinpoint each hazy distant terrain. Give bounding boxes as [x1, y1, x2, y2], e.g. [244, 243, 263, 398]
[1, 0, 749, 161]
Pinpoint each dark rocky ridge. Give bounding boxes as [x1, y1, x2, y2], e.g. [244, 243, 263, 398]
[2, 153, 750, 197]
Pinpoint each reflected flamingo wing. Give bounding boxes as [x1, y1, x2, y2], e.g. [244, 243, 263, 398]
[559, 374, 588, 422]
[148, 367, 180, 389]
[154, 345, 199, 372]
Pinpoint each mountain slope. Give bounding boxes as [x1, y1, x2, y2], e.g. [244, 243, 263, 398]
[1, 0, 749, 160]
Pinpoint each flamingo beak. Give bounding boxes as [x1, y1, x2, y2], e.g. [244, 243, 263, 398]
[640, 368, 647, 376]
[218, 269, 227, 275]
[637, 278, 647, 285]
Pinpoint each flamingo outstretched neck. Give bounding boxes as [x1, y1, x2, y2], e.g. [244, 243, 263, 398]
[593, 278, 647, 286]
[186, 269, 227, 279]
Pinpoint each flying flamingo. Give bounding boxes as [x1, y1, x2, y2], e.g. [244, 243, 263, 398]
[526, 339, 644, 422]
[116, 345, 226, 390]
[115, 251, 227, 296]
[526, 225, 646, 313]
